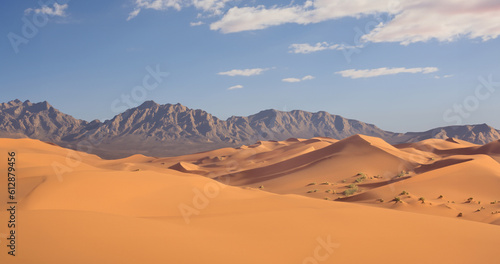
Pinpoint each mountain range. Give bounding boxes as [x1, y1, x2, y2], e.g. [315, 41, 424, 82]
[1, 99, 499, 158]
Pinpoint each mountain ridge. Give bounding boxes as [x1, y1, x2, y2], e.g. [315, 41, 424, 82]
[1, 99, 499, 158]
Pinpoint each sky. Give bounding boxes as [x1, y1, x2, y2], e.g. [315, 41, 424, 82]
[1, 0, 500, 133]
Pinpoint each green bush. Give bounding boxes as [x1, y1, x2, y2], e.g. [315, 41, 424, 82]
[343, 186, 359, 196]
[393, 196, 402, 203]
[355, 175, 367, 183]
[347, 183, 357, 189]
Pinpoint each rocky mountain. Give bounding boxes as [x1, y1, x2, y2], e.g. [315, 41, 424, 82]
[1, 99, 499, 158]
[0, 99, 99, 141]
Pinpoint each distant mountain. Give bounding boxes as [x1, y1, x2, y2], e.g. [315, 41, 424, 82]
[0, 99, 99, 141]
[1, 99, 499, 158]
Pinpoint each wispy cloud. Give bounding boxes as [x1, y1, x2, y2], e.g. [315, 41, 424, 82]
[210, 1, 500, 45]
[227, 84, 243, 90]
[218, 68, 270, 77]
[127, 9, 141, 21]
[128, 0, 230, 20]
[289, 42, 359, 54]
[190, 21, 205, 26]
[25, 3, 68, 17]
[336, 67, 439, 79]
[282, 78, 301, 83]
[434, 74, 454, 79]
[282, 75, 315, 83]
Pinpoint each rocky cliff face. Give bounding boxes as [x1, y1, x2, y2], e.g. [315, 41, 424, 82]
[1, 99, 499, 158]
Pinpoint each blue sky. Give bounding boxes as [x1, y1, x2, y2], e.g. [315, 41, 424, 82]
[1, 0, 500, 132]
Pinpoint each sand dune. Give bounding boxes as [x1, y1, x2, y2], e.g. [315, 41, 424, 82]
[1, 137, 500, 263]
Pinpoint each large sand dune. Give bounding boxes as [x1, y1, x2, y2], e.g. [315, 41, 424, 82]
[1, 137, 500, 263]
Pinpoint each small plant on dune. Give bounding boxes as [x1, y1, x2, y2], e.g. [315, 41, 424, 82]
[419, 197, 425, 204]
[438, 195, 444, 199]
[355, 175, 367, 183]
[324, 197, 329, 200]
[378, 198, 385, 203]
[491, 200, 498, 204]
[320, 182, 330, 185]
[347, 183, 357, 189]
[466, 197, 474, 203]
[457, 212, 463, 217]
[307, 182, 317, 186]
[343, 185, 359, 196]
[342, 179, 347, 183]
[492, 211, 500, 215]
[325, 189, 332, 193]
[357, 172, 366, 177]
[400, 190, 409, 196]
[475, 207, 486, 212]
[133, 169, 141, 171]
[259, 185, 264, 189]
[394, 172, 403, 179]
[393, 196, 402, 203]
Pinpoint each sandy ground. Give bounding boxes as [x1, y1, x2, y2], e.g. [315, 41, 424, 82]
[1, 137, 500, 263]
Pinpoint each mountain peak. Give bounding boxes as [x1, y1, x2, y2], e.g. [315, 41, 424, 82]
[138, 100, 159, 109]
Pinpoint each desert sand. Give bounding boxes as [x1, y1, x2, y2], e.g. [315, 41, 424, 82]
[1, 136, 500, 263]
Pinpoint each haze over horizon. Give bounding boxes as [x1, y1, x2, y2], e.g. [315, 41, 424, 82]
[2, 0, 500, 132]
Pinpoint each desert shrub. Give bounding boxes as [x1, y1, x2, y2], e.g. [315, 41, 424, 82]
[355, 175, 367, 183]
[418, 197, 425, 204]
[400, 190, 409, 195]
[466, 197, 473, 203]
[438, 195, 444, 199]
[343, 186, 359, 196]
[307, 182, 317, 186]
[347, 183, 357, 189]
[378, 198, 384, 203]
[259, 185, 264, 189]
[342, 179, 347, 183]
[491, 200, 497, 204]
[457, 212, 463, 217]
[393, 196, 402, 203]
[320, 182, 330, 185]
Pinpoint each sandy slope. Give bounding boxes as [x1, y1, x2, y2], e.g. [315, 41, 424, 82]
[1, 138, 500, 263]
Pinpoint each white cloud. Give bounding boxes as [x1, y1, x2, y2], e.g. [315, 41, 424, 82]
[128, 0, 230, 20]
[435, 74, 454, 79]
[228, 84, 243, 90]
[210, 0, 500, 45]
[282, 75, 315, 83]
[289, 42, 360, 54]
[218, 68, 269, 77]
[190, 21, 205, 26]
[336, 67, 439, 79]
[25, 3, 68, 17]
[127, 9, 141, 21]
[282, 78, 301, 83]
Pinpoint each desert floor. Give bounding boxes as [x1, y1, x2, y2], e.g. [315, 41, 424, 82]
[1, 136, 500, 263]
